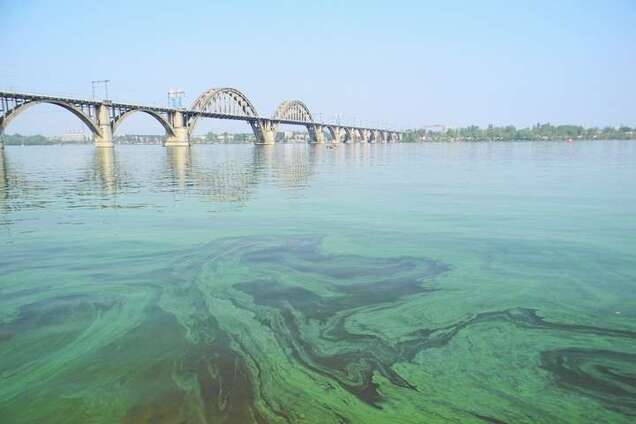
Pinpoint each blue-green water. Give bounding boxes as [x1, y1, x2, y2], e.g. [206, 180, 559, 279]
[1, 141, 635, 423]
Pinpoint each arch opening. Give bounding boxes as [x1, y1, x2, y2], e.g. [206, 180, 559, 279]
[274, 123, 310, 143]
[343, 128, 356, 143]
[321, 126, 335, 143]
[0, 100, 100, 137]
[112, 109, 176, 139]
[191, 118, 257, 144]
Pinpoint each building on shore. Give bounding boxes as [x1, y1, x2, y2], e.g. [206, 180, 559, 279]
[60, 131, 89, 143]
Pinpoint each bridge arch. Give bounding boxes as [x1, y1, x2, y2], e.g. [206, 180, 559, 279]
[326, 126, 337, 140]
[112, 109, 176, 137]
[188, 87, 259, 136]
[273, 100, 314, 123]
[320, 126, 337, 142]
[342, 127, 358, 143]
[0, 100, 100, 136]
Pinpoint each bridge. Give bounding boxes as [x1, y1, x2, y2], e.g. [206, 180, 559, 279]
[0, 89, 402, 148]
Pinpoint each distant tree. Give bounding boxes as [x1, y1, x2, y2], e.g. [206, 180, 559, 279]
[2, 134, 52, 145]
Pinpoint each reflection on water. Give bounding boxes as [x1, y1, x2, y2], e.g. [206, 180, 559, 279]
[93, 147, 117, 194]
[0, 148, 7, 205]
[0, 141, 635, 423]
[165, 146, 191, 189]
[0, 143, 339, 217]
[0, 144, 321, 215]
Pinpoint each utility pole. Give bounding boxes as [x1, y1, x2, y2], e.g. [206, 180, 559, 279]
[168, 89, 185, 108]
[91, 80, 110, 100]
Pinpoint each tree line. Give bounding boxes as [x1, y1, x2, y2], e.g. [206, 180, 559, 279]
[401, 123, 636, 142]
[1, 134, 57, 145]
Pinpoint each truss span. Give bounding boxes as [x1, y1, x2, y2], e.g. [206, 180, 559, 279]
[273, 100, 313, 123]
[188, 87, 259, 135]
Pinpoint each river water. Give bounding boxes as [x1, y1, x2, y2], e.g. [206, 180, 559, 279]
[0, 141, 634, 423]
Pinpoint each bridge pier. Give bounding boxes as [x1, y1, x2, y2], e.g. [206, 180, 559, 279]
[94, 103, 113, 148]
[361, 129, 371, 143]
[165, 111, 190, 147]
[308, 125, 325, 144]
[253, 120, 276, 145]
[349, 129, 360, 143]
[0, 119, 5, 149]
[372, 130, 381, 143]
[342, 128, 352, 143]
[328, 126, 343, 144]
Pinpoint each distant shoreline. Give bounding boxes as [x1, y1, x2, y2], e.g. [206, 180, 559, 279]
[1, 139, 633, 146]
[402, 124, 635, 143]
[2, 124, 634, 145]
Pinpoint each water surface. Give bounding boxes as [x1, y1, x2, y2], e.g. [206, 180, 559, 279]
[1, 141, 635, 423]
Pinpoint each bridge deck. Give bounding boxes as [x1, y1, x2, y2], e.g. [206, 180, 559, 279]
[0, 91, 392, 133]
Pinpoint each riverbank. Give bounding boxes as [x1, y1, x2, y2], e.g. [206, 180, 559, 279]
[402, 124, 636, 143]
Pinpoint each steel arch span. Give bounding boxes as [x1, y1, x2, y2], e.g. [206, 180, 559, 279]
[273, 100, 314, 123]
[188, 87, 259, 135]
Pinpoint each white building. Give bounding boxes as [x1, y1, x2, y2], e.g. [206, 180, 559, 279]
[61, 131, 88, 143]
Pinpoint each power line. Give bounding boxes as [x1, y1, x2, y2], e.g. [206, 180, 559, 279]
[91, 80, 110, 100]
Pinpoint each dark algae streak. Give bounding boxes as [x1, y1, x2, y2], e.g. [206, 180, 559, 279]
[2, 235, 635, 423]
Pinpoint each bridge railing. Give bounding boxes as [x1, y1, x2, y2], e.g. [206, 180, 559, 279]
[0, 88, 173, 111]
[0, 87, 95, 101]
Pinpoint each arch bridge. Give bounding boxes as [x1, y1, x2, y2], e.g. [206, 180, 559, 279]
[0, 89, 402, 148]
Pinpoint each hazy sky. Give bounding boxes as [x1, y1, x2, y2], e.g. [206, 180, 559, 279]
[1, 0, 635, 135]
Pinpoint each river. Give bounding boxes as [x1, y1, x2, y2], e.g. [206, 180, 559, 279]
[0, 141, 634, 423]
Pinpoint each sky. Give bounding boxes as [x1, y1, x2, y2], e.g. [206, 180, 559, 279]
[1, 0, 635, 135]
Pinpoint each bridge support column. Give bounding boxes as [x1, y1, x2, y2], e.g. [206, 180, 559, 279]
[372, 130, 381, 144]
[95, 103, 113, 148]
[308, 125, 325, 144]
[343, 129, 353, 143]
[0, 120, 5, 149]
[329, 127, 343, 144]
[361, 129, 371, 143]
[165, 111, 190, 147]
[350, 129, 359, 143]
[253, 120, 276, 145]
